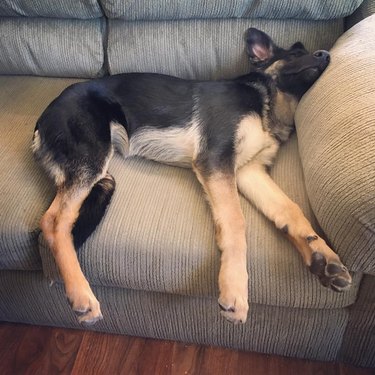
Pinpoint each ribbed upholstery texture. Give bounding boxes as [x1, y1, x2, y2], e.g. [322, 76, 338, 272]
[1, 0, 374, 366]
[108, 18, 344, 78]
[0, 18, 104, 77]
[0, 270, 349, 362]
[295, 14, 375, 274]
[0, 0, 103, 18]
[0, 76, 361, 308]
[346, 0, 375, 29]
[39, 136, 362, 309]
[0, 76, 83, 270]
[340, 275, 375, 367]
[100, 0, 364, 20]
[40, 105, 360, 308]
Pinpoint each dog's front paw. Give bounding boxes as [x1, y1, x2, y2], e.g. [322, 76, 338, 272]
[218, 263, 249, 324]
[66, 283, 103, 325]
[309, 251, 352, 292]
[218, 292, 249, 324]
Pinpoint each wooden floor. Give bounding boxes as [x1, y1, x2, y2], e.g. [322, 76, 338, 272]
[0, 322, 373, 375]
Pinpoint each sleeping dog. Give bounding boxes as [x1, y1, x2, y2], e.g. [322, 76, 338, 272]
[32, 28, 352, 325]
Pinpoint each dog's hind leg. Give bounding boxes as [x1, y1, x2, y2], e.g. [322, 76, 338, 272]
[41, 185, 103, 325]
[237, 162, 352, 292]
[193, 166, 249, 324]
[40, 192, 62, 250]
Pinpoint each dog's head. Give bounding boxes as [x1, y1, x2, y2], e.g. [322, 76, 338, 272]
[245, 28, 330, 99]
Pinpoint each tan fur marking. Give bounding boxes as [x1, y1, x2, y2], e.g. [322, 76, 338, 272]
[192, 169, 249, 323]
[265, 60, 285, 76]
[40, 193, 62, 249]
[205, 175, 246, 250]
[40, 188, 103, 324]
[274, 90, 298, 127]
[237, 162, 341, 265]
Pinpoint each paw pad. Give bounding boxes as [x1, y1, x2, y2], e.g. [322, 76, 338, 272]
[309, 252, 352, 292]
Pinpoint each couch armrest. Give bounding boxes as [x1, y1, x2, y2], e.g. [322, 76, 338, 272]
[295, 15, 375, 274]
[345, 0, 375, 30]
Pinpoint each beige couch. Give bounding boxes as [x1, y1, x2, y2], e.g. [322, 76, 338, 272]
[0, 0, 374, 367]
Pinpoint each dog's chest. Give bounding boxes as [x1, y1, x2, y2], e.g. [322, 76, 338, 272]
[234, 115, 279, 169]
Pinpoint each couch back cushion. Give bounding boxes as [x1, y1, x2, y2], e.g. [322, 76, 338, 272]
[0, 0, 102, 18]
[0, 0, 365, 79]
[295, 14, 375, 274]
[108, 18, 344, 79]
[100, 0, 364, 20]
[0, 18, 104, 78]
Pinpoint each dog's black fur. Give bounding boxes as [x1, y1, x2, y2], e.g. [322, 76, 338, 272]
[32, 28, 351, 325]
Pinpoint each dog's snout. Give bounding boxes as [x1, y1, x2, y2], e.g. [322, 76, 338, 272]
[313, 50, 330, 62]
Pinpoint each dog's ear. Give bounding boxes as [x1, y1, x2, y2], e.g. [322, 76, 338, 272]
[245, 28, 275, 65]
[290, 42, 306, 51]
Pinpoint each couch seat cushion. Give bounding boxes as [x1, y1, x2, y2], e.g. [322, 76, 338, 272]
[40, 136, 362, 309]
[295, 14, 375, 274]
[0, 75, 361, 309]
[0, 77, 73, 269]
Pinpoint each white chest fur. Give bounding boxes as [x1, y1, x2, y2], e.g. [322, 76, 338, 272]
[235, 115, 279, 169]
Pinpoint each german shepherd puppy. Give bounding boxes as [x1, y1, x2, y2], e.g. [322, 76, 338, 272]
[32, 28, 352, 325]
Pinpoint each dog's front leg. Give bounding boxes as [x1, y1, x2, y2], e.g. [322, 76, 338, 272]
[237, 162, 352, 291]
[193, 166, 249, 323]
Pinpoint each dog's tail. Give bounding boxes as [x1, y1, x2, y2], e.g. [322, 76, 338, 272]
[72, 174, 116, 249]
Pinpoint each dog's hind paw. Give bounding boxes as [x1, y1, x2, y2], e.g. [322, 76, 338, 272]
[309, 252, 352, 292]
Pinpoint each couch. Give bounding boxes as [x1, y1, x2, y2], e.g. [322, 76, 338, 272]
[0, 0, 374, 367]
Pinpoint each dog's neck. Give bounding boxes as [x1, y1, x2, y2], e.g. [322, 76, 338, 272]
[274, 90, 298, 127]
[268, 89, 298, 143]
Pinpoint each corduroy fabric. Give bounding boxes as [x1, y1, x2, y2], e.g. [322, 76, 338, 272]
[295, 14, 375, 274]
[0, 270, 349, 362]
[345, 0, 375, 30]
[0, 76, 85, 270]
[0, 75, 361, 308]
[38, 135, 362, 309]
[107, 18, 344, 79]
[340, 275, 375, 367]
[0, 18, 104, 78]
[100, 0, 364, 21]
[0, 0, 103, 19]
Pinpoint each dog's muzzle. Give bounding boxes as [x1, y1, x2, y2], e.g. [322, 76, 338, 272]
[312, 50, 330, 72]
[313, 50, 330, 66]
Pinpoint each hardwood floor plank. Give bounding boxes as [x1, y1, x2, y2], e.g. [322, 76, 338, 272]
[72, 331, 149, 374]
[271, 355, 340, 375]
[137, 339, 175, 374]
[234, 351, 273, 375]
[7, 325, 53, 374]
[0, 323, 84, 375]
[0, 323, 30, 374]
[170, 342, 205, 374]
[0, 323, 373, 375]
[199, 346, 240, 375]
[45, 327, 84, 374]
[339, 363, 375, 375]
